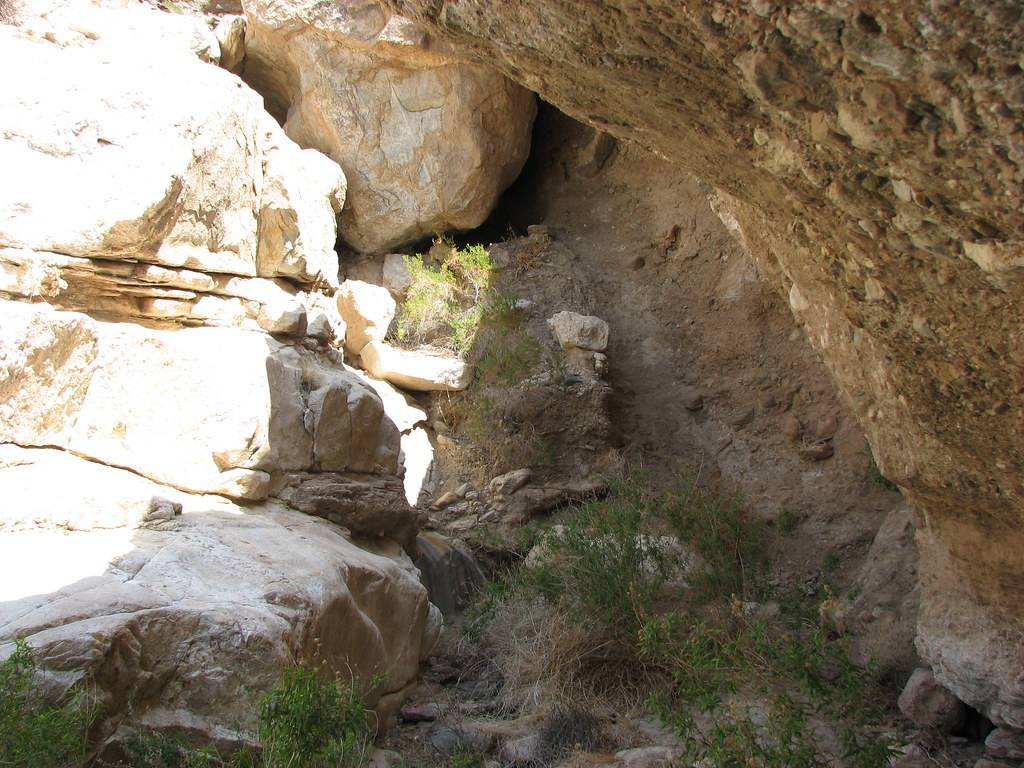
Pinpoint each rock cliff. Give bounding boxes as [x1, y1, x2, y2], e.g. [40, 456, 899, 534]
[379, 0, 1024, 728]
[0, 1, 436, 750]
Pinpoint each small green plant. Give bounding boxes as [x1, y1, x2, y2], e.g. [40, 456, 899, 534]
[657, 472, 763, 602]
[522, 474, 681, 633]
[777, 507, 799, 533]
[639, 609, 897, 768]
[392, 238, 500, 355]
[257, 665, 371, 768]
[0, 639, 97, 768]
[448, 748, 486, 768]
[107, 665, 369, 768]
[474, 328, 541, 387]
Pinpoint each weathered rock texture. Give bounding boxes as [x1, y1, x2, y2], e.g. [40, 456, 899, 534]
[381, 0, 1024, 728]
[1, 8, 341, 281]
[0, 446, 431, 750]
[360, 340, 473, 391]
[0, 301, 402, 500]
[0, 2, 434, 750]
[241, 0, 536, 252]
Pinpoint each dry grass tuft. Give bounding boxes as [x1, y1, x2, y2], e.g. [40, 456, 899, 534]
[462, 598, 661, 716]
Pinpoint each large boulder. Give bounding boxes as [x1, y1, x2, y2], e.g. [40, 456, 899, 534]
[381, 0, 1024, 728]
[0, 447, 431, 751]
[0, 5, 344, 288]
[0, 302, 400, 499]
[241, 0, 536, 252]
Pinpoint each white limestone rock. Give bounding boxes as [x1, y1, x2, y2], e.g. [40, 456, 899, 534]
[547, 310, 610, 351]
[336, 279, 397, 354]
[360, 340, 472, 392]
[0, 302, 399, 500]
[0, 9, 344, 284]
[0, 448, 431, 750]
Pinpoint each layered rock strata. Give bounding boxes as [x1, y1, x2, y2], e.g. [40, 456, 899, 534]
[0, 2, 435, 750]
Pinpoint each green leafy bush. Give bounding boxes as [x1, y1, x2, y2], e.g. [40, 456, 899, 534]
[656, 474, 762, 602]
[522, 470, 762, 633]
[110, 664, 370, 768]
[639, 609, 896, 767]
[392, 238, 500, 355]
[0, 639, 96, 768]
[257, 665, 370, 768]
[119, 731, 225, 768]
[522, 474, 681, 633]
[467, 469, 895, 767]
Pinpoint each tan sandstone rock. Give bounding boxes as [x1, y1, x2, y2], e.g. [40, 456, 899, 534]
[547, 310, 610, 351]
[241, 0, 536, 252]
[0, 9, 343, 286]
[0, 302, 399, 500]
[360, 340, 473, 392]
[336, 279, 397, 354]
[898, 668, 969, 733]
[0, 448, 431, 749]
[214, 14, 246, 73]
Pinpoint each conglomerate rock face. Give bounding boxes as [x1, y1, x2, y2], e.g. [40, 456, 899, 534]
[380, 0, 1024, 727]
[241, 0, 537, 253]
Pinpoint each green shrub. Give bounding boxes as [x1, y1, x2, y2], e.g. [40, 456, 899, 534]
[0, 639, 97, 768]
[474, 327, 540, 387]
[392, 238, 498, 355]
[119, 731, 225, 768]
[107, 665, 369, 768]
[639, 610, 896, 768]
[657, 473, 762, 602]
[257, 665, 370, 768]
[469, 468, 894, 766]
[523, 474, 681, 633]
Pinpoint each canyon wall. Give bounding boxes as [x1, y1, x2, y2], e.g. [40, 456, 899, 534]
[380, 0, 1024, 728]
[0, 2, 437, 750]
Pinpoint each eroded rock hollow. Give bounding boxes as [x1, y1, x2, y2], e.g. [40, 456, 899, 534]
[1, 0, 1022, 762]
[381, 0, 1024, 730]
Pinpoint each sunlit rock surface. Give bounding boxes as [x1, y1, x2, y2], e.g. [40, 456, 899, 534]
[242, 0, 536, 252]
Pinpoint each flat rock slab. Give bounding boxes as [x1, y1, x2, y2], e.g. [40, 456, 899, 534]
[361, 341, 473, 392]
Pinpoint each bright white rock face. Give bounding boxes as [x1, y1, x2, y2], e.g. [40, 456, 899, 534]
[336, 279, 398, 354]
[0, 2, 438, 755]
[0, 8, 344, 286]
[360, 340, 473, 392]
[0, 446, 431, 748]
[0, 302, 400, 499]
